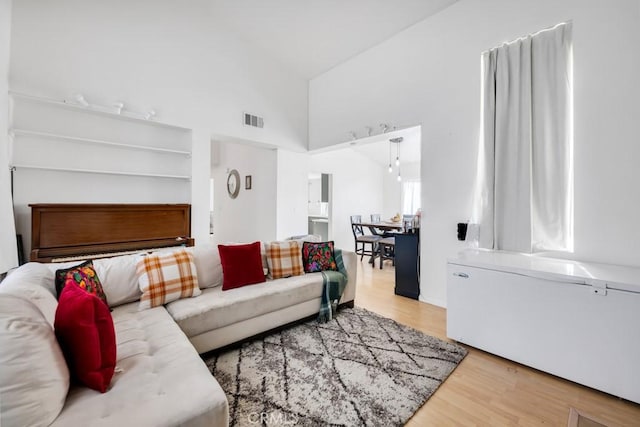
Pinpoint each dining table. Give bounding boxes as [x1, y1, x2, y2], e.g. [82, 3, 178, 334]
[352, 221, 404, 265]
[355, 221, 405, 234]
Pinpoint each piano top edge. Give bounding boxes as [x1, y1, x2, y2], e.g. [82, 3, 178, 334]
[29, 203, 191, 208]
[30, 238, 195, 262]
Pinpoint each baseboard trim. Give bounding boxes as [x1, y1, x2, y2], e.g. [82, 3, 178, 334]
[420, 295, 446, 308]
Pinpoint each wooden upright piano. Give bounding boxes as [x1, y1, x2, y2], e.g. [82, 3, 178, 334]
[30, 204, 195, 263]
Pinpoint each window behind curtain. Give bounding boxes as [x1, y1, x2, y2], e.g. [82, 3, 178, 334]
[473, 22, 573, 253]
[402, 181, 421, 215]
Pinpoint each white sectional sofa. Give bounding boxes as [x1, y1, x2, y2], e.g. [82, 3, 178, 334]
[0, 243, 357, 427]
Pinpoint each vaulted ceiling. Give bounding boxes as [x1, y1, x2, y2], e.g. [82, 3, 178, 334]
[210, 0, 459, 79]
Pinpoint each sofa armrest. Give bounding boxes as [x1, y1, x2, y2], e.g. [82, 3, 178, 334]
[340, 250, 357, 304]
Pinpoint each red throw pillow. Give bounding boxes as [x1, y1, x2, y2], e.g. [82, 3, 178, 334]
[218, 242, 266, 290]
[54, 283, 116, 393]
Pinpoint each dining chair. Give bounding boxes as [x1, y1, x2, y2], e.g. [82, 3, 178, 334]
[378, 236, 395, 269]
[369, 214, 384, 236]
[350, 215, 382, 263]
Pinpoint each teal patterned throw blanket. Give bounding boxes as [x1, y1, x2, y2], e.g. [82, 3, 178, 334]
[318, 249, 347, 323]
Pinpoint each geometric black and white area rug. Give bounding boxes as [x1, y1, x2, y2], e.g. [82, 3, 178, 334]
[203, 307, 467, 426]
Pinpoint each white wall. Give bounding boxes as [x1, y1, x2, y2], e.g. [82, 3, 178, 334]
[211, 141, 277, 244]
[190, 129, 212, 243]
[8, 0, 308, 243]
[310, 0, 640, 307]
[309, 148, 384, 252]
[0, 0, 18, 272]
[275, 149, 309, 240]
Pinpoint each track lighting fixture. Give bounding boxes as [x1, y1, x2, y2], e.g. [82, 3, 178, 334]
[70, 93, 156, 119]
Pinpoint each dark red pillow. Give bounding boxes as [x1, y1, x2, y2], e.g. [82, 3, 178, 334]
[54, 283, 116, 393]
[218, 242, 266, 290]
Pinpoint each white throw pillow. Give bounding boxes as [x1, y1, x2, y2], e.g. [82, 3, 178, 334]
[0, 294, 70, 427]
[93, 253, 142, 307]
[187, 244, 223, 289]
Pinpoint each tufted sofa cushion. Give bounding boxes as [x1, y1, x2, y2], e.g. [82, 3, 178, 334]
[0, 263, 71, 427]
[166, 273, 325, 338]
[49, 302, 228, 427]
[0, 294, 70, 427]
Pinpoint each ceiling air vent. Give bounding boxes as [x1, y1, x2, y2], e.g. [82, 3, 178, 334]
[244, 112, 264, 128]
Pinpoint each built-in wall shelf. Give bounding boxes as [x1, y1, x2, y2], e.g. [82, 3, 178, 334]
[11, 164, 191, 180]
[10, 129, 192, 156]
[9, 89, 193, 258]
[9, 91, 190, 130]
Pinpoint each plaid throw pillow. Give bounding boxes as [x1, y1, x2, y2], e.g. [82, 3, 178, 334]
[136, 249, 201, 309]
[265, 241, 304, 279]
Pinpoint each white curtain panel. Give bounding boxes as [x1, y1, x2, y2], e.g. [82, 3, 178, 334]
[475, 22, 573, 253]
[530, 23, 573, 252]
[402, 181, 421, 215]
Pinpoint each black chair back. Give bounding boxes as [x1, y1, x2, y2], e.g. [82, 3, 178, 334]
[403, 215, 414, 230]
[350, 215, 364, 237]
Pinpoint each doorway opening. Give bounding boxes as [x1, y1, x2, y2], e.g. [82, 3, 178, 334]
[306, 125, 421, 251]
[307, 172, 331, 241]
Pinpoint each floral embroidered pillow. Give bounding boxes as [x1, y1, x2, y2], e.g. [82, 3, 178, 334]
[55, 260, 109, 307]
[302, 241, 338, 273]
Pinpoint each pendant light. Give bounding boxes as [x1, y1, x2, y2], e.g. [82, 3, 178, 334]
[389, 137, 403, 181]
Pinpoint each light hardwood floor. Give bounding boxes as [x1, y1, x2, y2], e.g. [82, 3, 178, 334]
[354, 261, 640, 427]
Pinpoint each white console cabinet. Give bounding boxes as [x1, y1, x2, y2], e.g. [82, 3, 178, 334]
[447, 250, 640, 404]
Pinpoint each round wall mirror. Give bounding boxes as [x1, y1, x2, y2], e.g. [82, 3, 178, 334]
[227, 169, 240, 199]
